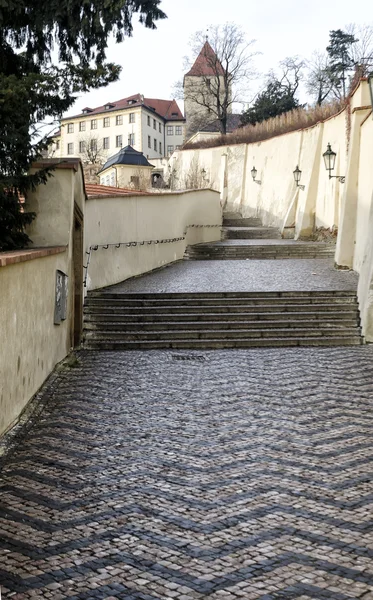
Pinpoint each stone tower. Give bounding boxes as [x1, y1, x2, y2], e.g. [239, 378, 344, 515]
[183, 41, 232, 140]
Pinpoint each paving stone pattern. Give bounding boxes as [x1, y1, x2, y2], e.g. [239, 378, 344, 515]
[107, 260, 358, 294]
[2, 347, 373, 599]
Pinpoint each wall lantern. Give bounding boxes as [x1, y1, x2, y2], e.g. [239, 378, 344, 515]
[251, 166, 261, 185]
[323, 143, 345, 183]
[201, 168, 207, 179]
[293, 165, 305, 190]
[368, 72, 373, 111]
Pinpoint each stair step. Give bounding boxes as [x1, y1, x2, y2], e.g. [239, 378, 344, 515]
[223, 218, 262, 227]
[84, 304, 358, 315]
[85, 319, 359, 331]
[84, 312, 359, 325]
[88, 290, 356, 299]
[85, 296, 357, 307]
[85, 326, 361, 341]
[223, 227, 281, 240]
[84, 336, 363, 350]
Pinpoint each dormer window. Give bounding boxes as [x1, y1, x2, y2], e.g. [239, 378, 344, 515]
[171, 112, 178, 116]
[104, 103, 115, 110]
[128, 99, 137, 105]
[82, 107, 93, 114]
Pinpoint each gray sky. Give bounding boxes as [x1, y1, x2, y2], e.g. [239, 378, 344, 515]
[65, 0, 372, 116]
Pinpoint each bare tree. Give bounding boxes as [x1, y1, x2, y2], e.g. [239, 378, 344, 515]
[306, 51, 334, 105]
[78, 133, 107, 165]
[275, 56, 305, 97]
[176, 23, 259, 137]
[346, 23, 373, 75]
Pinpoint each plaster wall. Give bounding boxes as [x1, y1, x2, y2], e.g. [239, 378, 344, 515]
[0, 163, 86, 437]
[353, 114, 373, 273]
[85, 189, 222, 290]
[175, 112, 346, 233]
[316, 110, 347, 230]
[0, 251, 73, 436]
[99, 164, 153, 190]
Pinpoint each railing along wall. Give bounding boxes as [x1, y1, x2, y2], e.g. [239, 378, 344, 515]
[83, 224, 222, 288]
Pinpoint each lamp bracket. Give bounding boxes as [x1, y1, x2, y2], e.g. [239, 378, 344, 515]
[329, 174, 345, 183]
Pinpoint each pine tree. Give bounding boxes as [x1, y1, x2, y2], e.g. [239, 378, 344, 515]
[0, 0, 166, 250]
[326, 29, 357, 99]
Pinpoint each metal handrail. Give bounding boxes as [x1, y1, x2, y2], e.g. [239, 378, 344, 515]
[83, 223, 222, 287]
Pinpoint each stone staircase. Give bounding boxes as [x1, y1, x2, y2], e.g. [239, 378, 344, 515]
[84, 291, 362, 350]
[185, 217, 336, 260]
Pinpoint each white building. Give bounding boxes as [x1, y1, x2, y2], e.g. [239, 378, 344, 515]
[51, 94, 185, 162]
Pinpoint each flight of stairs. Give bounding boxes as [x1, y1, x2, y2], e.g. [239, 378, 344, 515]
[84, 291, 362, 350]
[185, 217, 336, 260]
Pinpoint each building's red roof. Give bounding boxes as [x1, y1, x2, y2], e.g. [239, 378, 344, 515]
[85, 183, 152, 198]
[63, 94, 185, 122]
[185, 41, 224, 77]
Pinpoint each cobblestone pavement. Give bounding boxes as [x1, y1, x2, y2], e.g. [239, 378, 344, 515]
[106, 260, 358, 294]
[2, 347, 373, 599]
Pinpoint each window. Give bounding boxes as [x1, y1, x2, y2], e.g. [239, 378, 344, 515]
[79, 141, 86, 153]
[175, 126, 182, 136]
[154, 139, 157, 151]
[103, 117, 110, 127]
[147, 116, 150, 126]
[159, 142, 162, 155]
[110, 172, 115, 186]
[100, 177, 105, 185]
[167, 145, 174, 156]
[129, 113, 135, 123]
[103, 137, 110, 149]
[128, 133, 135, 146]
[148, 135, 151, 148]
[130, 176, 140, 188]
[159, 123, 162, 133]
[90, 139, 97, 152]
[116, 115, 123, 126]
[91, 119, 97, 130]
[56, 140, 60, 150]
[167, 126, 174, 135]
[153, 119, 156, 130]
[79, 121, 86, 132]
[116, 135, 123, 147]
[67, 123, 74, 133]
[67, 143, 74, 155]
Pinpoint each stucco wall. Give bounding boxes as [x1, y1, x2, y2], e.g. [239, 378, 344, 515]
[0, 251, 73, 436]
[174, 116, 348, 235]
[0, 162, 86, 437]
[85, 189, 222, 290]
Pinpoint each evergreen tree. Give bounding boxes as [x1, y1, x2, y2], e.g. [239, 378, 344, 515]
[0, 0, 166, 250]
[241, 80, 300, 126]
[326, 29, 357, 99]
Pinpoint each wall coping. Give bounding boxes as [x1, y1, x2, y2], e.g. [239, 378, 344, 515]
[86, 188, 218, 200]
[0, 246, 66, 267]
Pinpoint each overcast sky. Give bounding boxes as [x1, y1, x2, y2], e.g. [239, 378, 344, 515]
[65, 0, 372, 116]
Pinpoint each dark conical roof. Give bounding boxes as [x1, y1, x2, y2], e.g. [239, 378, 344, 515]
[99, 146, 154, 173]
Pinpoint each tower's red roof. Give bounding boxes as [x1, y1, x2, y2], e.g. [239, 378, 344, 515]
[185, 41, 224, 77]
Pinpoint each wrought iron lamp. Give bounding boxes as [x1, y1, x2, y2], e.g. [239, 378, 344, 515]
[251, 166, 261, 185]
[293, 165, 305, 190]
[323, 143, 345, 183]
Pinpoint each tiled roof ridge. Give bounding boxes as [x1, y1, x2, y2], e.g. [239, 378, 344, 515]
[62, 94, 184, 121]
